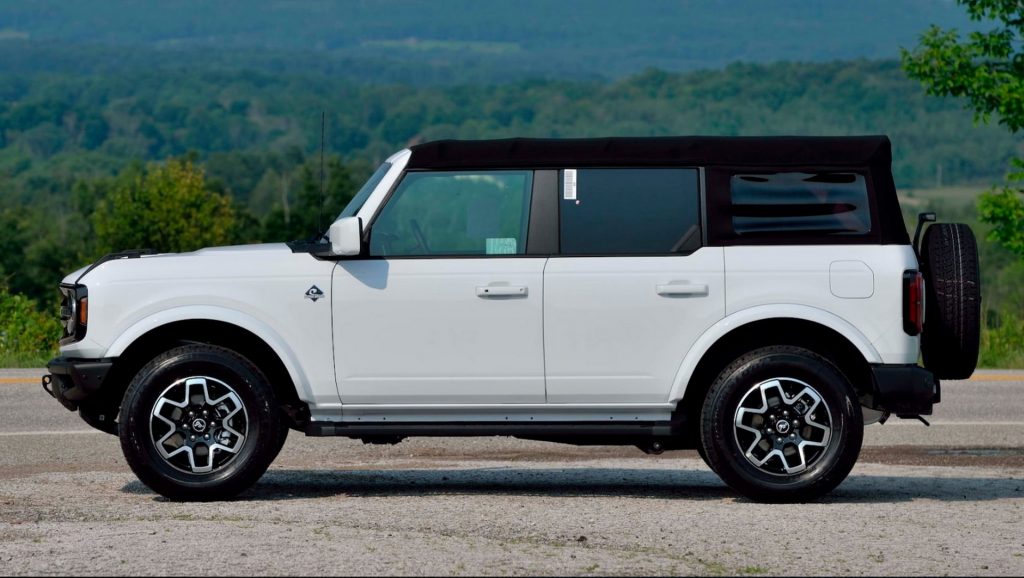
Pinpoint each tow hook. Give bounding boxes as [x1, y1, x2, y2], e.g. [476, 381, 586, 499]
[898, 414, 931, 426]
[41, 374, 55, 398]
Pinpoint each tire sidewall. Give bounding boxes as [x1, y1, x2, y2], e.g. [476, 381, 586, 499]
[120, 346, 280, 499]
[702, 347, 863, 500]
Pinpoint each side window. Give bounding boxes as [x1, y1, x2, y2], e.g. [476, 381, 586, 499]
[730, 172, 871, 236]
[559, 168, 701, 255]
[369, 171, 533, 257]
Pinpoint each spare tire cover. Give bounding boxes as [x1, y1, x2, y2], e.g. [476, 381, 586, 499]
[920, 223, 981, 380]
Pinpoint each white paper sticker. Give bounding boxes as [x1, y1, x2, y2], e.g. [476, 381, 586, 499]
[563, 169, 577, 200]
[486, 237, 518, 255]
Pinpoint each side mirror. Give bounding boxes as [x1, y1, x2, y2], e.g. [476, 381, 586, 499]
[328, 217, 363, 256]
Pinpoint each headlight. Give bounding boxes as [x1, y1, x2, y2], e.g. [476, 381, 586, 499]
[59, 284, 88, 344]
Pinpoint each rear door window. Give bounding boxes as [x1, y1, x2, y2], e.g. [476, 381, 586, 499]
[558, 168, 701, 255]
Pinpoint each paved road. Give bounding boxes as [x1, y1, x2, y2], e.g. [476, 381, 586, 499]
[1, 369, 1022, 575]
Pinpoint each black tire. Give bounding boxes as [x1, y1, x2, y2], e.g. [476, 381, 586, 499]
[270, 424, 289, 463]
[920, 223, 981, 380]
[700, 346, 863, 503]
[695, 440, 712, 469]
[119, 344, 285, 501]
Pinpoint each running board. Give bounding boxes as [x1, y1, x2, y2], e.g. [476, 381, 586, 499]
[305, 420, 682, 438]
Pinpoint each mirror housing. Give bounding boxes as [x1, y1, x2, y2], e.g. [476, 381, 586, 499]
[328, 217, 363, 256]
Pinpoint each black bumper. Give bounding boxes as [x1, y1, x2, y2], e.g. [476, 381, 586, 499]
[43, 357, 114, 412]
[869, 364, 939, 416]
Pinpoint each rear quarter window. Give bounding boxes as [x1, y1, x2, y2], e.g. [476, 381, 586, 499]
[730, 172, 871, 236]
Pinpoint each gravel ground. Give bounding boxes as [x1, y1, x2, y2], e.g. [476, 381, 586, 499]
[1, 458, 1022, 576]
[1, 370, 1022, 575]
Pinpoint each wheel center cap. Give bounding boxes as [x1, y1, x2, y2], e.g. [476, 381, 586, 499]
[775, 419, 791, 434]
[191, 418, 208, 432]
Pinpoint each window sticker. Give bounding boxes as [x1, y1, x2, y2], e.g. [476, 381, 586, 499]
[486, 237, 518, 255]
[564, 169, 577, 200]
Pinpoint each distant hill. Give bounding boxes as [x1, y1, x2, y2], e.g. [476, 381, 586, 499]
[0, 0, 980, 81]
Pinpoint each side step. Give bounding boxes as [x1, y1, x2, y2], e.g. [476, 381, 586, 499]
[306, 420, 682, 439]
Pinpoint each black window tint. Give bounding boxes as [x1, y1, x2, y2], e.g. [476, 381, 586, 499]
[559, 169, 700, 255]
[730, 172, 870, 236]
[370, 171, 532, 257]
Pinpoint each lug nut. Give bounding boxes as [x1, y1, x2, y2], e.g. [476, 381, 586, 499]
[766, 428, 773, 434]
[204, 434, 210, 440]
[190, 435, 196, 441]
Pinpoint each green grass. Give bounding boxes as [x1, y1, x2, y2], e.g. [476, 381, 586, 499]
[0, 351, 53, 368]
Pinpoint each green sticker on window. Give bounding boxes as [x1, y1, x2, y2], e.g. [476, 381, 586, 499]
[486, 237, 517, 255]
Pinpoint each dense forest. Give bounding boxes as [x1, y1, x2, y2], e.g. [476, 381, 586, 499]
[3, 58, 1020, 212]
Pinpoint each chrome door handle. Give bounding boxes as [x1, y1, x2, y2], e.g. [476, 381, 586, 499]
[656, 283, 709, 297]
[476, 285, 528, 298]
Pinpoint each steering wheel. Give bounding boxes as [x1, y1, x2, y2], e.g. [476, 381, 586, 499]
[410, 219, 430, 254]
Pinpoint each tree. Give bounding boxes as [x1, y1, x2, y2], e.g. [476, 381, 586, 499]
[902, 0, 1024, 258]
[93, 158, 237, 254]
[261, 157, 358, 242]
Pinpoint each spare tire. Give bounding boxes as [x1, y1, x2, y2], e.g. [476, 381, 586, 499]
[920, 223, 981, 380]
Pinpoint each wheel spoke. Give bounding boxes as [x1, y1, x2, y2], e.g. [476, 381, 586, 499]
[733, 377, 833, 476]
[148, 375, 248, 475]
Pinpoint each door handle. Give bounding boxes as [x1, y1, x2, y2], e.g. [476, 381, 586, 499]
[476, 285, 528, 298]
[656, 283, 709, 297]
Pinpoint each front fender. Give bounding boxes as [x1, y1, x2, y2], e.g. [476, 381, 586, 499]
[667, 304, 882, 403]
[104, 305, 314, 404]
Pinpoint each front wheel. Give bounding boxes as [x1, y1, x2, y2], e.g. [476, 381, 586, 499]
[119, 344, 285, 501]
[700, 346, 863, 503]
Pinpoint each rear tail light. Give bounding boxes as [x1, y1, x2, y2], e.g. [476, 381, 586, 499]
[903, 270, 924, 336]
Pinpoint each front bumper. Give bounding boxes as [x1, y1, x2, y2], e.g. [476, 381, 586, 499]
[869, 364, 939, 416]
[42, 356, 114, 412]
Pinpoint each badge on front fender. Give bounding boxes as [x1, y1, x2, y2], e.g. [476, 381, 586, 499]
[304, 285, 324, 302]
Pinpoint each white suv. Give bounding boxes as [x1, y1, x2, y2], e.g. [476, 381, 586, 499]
[43, 136, 981, 502]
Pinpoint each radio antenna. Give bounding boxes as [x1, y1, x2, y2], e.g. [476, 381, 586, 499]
[318, 110, 326, 239]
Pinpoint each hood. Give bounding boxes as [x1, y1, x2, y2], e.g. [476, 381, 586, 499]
[67, 243, 294, 285]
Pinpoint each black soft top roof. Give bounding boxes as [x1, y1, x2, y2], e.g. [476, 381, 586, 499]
[407, 136, 892, 169]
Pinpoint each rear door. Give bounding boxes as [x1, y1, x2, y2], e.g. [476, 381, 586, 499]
[543, 168, 726, 403]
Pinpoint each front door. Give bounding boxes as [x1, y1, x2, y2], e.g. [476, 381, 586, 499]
[332, 169, 547, 405]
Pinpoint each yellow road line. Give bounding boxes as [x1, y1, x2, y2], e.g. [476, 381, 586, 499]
[0, 377, 39, 384]
[967, 374, 1024, 382]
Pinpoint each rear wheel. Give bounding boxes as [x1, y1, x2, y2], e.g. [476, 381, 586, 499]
[700, 346, 863, 502]
[119, 344, 285, 501]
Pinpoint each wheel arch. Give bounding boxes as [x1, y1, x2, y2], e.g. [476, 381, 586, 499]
[671, 308, 879, 431]
[94, 308, 310, 429]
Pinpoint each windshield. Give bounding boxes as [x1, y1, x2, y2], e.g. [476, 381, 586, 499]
[338, 162, 392, 220]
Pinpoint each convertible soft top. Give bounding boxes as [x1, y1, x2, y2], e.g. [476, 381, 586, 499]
[407, 135, 909, 245]
[407, 136, 893, 169]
